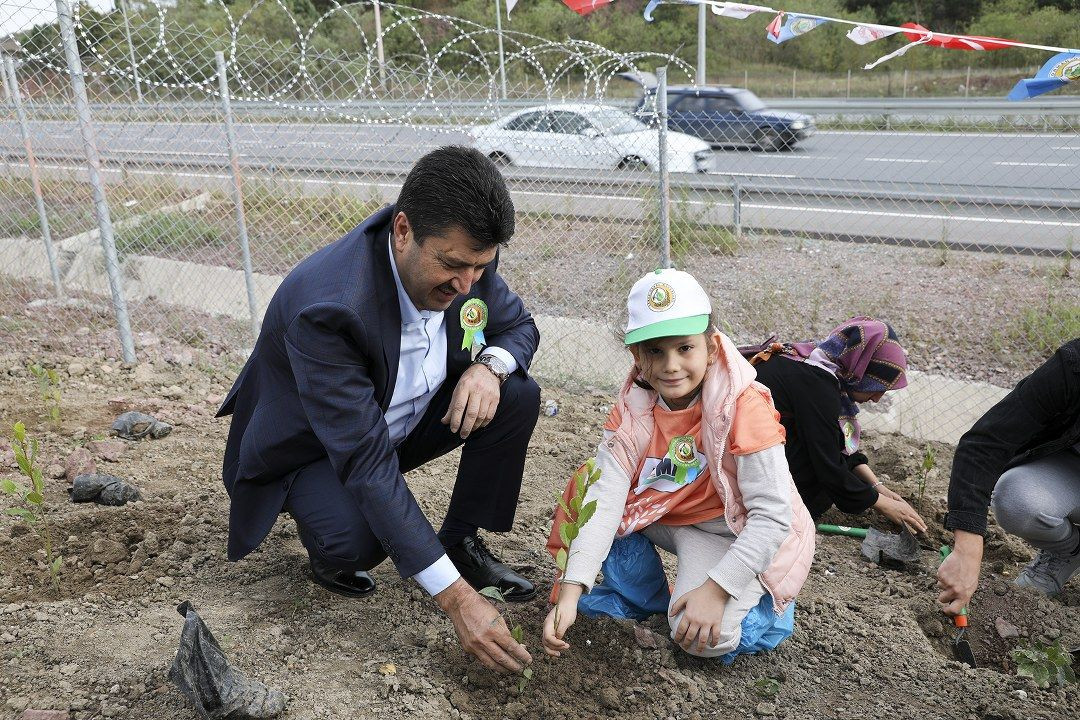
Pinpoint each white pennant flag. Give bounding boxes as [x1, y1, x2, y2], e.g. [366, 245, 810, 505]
[507, 0, 518, 16]
[847, 23, 901, 46]
[708, 2, 774, 19]
[863, 34, 933, 70]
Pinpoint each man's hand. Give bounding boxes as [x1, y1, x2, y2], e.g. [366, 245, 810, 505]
[441, 363, 501, 439]
[937, 529, 984, 616]
[873, 494, 929, 534]
[434, 578, 532, 673]
[670, 579, 729, 655]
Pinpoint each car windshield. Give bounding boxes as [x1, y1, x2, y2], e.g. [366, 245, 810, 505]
[734, 90, 767, 112]
[588, 108, 647, 134]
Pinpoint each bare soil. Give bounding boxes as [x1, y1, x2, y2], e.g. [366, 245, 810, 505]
[1, 295, 1078, 720]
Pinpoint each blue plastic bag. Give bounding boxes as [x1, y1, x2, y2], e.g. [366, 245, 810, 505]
[577, 533, 670, 621]
[719, 595, 796, 665]
[577, 532, 796, 662]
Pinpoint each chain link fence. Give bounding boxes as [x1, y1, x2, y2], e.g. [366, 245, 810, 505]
[1, 0, 1078, 445]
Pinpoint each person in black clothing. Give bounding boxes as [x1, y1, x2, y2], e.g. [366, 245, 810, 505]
[749, 317, 927, 532]
[938, 339, 1080, 613]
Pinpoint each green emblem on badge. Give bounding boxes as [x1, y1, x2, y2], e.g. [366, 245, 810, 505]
[460, 298, 488, 350]
[667, 435, 701, 485]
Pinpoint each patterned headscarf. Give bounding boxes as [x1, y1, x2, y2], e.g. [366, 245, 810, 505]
[781, 316, 908, 454]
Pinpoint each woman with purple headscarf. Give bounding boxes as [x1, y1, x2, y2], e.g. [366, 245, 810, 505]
[750, 317, 927, 531]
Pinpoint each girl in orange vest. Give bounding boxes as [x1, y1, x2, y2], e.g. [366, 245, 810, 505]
[543, 269, 815, 658]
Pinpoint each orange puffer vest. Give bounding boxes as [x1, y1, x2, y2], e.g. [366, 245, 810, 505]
[604, 332, 816, 611]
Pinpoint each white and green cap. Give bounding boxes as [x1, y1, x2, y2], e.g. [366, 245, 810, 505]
[623, 268, 711, 346]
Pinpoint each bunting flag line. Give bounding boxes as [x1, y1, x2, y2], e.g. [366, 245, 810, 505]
[767, 12, 828, 44]
[846, 23, 900, 45]
[1008, 52, 1080, 100]
[629, 0, 1080, 98]
[562, 0, 615, 16]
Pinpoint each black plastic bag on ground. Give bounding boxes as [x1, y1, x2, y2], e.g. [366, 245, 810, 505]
[70, 474, 141, 505]
[860, 527, 920, 568]
[111, 411, 173, 440]
[168, 601, 285, 719]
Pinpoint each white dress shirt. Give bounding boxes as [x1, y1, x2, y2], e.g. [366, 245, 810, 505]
[385, 236, 518, 596]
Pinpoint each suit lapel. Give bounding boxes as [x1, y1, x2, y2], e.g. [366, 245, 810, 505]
[369, 207, 401, 410]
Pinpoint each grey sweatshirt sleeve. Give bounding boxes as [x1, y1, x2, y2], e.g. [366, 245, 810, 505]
[708, 444, 792, 599]
[562, 432, 632, 592]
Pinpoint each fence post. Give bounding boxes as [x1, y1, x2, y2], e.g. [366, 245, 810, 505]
[732, 178, 742, 240]
[119, 0, 143, 102]
[656, 65, 671, 270]
[791, 68, 796, 99]
[494, 0, 509, 100]
[55, 0, 136, 363]
[964, 65, 971, 99]
[846, 68, 851, 100]
[743, 68, 748, 90]
[903, 69, 908, 99]
[3, 55, 62, 298]
[215, 51, 260, 343]
[1, 59, 10, 103]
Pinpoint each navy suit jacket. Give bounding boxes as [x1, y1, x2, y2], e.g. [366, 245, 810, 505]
[217, 205, 540, 576]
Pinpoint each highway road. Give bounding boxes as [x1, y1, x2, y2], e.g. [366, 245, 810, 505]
[2, 118, 1078, 252]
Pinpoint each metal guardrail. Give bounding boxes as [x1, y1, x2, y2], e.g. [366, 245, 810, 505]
[9, 96, 1080, 122]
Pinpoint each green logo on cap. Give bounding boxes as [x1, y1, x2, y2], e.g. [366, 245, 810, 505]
[646, 282, 675, 312]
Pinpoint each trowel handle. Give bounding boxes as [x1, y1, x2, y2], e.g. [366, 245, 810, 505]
[939, 545, 970, 626]
[816, 523, 869, 538]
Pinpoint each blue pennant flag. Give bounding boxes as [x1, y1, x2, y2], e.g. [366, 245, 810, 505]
[767, 12, 828, 45]
[1008, 52, 1080, 101]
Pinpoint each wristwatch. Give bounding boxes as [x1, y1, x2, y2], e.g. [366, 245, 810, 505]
[474, 354, 509, 385]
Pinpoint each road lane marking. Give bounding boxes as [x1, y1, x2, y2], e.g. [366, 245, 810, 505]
[994, 161, 1074, 167]
[865, 157, 933, 163]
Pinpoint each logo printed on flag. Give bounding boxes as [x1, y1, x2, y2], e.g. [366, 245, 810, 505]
[1009, 52, 1080, 100]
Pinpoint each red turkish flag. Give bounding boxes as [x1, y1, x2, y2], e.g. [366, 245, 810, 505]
[901, 22, 1015, 51]
[562, 0, 616, 15]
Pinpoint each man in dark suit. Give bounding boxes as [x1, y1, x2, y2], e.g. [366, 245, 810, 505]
[217, 146, 538, 673]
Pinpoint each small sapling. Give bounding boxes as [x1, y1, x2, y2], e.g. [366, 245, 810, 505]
[553, 458, 601, 634]
[478, 585, 533, 693]
[28, 363, 61, 425]
[917, 444, 935, 506]
[3, 422, 61, 593]
[1013, 640, 1076, 688]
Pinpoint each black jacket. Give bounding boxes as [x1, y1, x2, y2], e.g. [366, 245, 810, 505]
[753, 356, 879, 520]
[945, 339, 1080, 536]
[216, 205, 539, 573]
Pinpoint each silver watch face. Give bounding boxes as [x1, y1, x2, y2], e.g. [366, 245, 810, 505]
[480, 355, 508, 377]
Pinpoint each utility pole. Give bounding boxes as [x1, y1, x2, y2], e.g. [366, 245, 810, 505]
[696, 3, 706, 86]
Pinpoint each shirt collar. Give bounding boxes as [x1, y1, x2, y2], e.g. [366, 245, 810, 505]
[388, 232, 438, 325]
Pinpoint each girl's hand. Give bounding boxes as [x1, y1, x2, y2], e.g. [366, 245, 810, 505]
[873, 494, 928, 534]
[670, 579, 729, 655]
[542, 599, 578, 657]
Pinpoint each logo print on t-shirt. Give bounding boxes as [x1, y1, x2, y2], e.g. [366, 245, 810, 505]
[634, 437, 707, 495]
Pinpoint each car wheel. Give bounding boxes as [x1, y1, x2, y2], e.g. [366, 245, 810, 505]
[618, 155, 648, 170]
[488, 151, 512, 167]
[754, 128, 783, 152]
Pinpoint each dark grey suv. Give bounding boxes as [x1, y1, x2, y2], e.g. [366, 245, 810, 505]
[635, 86, 815, 151]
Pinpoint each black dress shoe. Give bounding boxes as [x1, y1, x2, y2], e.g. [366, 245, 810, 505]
[308, 557, 376, 598]
[444, 535, 536, 602]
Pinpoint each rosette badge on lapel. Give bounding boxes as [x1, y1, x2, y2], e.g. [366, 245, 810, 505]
[460, 298, 489, 350]
[668, 435, 701, 485]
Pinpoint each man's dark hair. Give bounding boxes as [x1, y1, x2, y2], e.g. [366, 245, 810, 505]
[396, 146, 515, 248]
